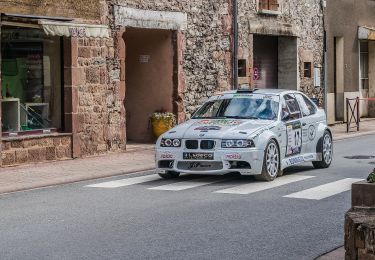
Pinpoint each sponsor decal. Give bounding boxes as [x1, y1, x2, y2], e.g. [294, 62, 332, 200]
[288, 156, 305, 165]
[197, 119, 243, 126]
[160, 152, 174, 159]
[224, 153, 242, 160]
[194, 126, 222, 131]
[308, 125, 316, 141]
[286, 121, 302, 156]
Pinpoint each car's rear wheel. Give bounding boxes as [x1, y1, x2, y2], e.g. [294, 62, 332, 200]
[158, 171, 180, 179]
[312, 130, 333, 169]
[256, 140, 280, 182]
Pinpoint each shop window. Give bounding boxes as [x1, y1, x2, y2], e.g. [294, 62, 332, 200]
[304, 62, 312, 78]
[1, 26, 62, 136]
[238, 59, 247, 77]
[259, 0, 279, 11]
[360, 41, 369, 90]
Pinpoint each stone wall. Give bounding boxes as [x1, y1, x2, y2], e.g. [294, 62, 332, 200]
[0, 0, 101, 20]
[237, 0, 325, 103]
[108, 0, 234, 116]
[73, 37, 126, 156]
[345, 181, 375, 260]
[345, 209, 375, 260]
[1, 135, 72, 167]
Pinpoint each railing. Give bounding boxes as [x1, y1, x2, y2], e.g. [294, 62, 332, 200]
[346, 97, 375, 133]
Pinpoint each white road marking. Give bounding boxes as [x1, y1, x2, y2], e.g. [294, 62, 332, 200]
[149, 177, 230, 191]
[85, 175, 160, 188]
[283, 178, 364, 200]
[215, 175, 315, 195]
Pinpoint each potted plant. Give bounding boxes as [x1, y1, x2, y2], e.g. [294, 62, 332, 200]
[150, 110, 176, 138]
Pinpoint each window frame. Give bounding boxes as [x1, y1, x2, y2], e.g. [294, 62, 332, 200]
[0, 25, 65, 138]
[258, 0, 280, 14]
[294, 93, 317, 118]
[281, 94, 302, 122]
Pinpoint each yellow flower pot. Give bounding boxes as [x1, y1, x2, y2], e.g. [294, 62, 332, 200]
[151, 116, 175, 138]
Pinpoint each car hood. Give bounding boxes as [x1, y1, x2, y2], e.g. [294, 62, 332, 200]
[166, 119, 274, 139]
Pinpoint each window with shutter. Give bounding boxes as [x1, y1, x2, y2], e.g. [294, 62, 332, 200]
[259, 0, 279, 11]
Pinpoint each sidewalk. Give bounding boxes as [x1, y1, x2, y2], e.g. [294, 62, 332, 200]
[0, 143, 155, 194]
[0, 120, 374, 196]
[331, 118, 375, 141]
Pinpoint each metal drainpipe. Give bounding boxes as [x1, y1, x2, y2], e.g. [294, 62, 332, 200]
[321, 0, 328, 115]
[233, 0, 238, 90]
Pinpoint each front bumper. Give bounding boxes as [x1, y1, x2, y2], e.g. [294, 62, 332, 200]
[155, 148, 264, 175]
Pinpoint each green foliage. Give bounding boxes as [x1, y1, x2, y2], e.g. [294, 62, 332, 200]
[367, 169, 375, 183]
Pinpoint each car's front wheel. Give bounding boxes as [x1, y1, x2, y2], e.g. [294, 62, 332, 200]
[313, 130, 333, 169]
[158, 171, 180, 179]
[256, 139, 280, 182]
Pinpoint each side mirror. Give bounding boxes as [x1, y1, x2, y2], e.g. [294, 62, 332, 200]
[282, 110, 290, 121]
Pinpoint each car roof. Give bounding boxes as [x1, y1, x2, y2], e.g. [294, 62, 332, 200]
[217, 88, 299, 96]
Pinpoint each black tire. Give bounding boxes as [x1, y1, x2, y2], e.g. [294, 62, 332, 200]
[312, 130, 333, 169]
[255, 139, 281, 182]
[158, 171, 180, 179]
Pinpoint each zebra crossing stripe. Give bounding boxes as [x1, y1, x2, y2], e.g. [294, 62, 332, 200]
[283, 178, 363, 200]
[149, 177, 231, 191]
[85, 174, 160, 188]
[214, 175, 315, 195]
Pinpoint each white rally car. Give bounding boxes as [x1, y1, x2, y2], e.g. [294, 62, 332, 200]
[155, 89, 333, 181]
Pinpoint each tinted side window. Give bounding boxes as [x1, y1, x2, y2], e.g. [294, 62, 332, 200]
[282, 94, 301, 121]
[295, 94, 316, 117]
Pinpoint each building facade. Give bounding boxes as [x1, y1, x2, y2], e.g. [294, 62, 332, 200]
[326, 0, 375, 124]
[0, 0, 325, 167]
[237, 0, 325, 100]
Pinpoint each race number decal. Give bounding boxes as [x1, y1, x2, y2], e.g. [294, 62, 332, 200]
[286, 121, 302, 156]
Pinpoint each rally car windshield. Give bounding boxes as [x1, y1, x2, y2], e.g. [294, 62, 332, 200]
[193, 96, 280, 120]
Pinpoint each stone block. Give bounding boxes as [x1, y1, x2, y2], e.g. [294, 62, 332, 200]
[46, 147, 57, 161]
[2, 142, 11, 151]
[352, 181, 375, 208]
[28, 148, 46, 162]
[78, 47, 91, 58]
[15, 149, 28, 164]
[86, 67, 100, 84]
[2, 151, 16, 166]
[11, 140, 23, 148]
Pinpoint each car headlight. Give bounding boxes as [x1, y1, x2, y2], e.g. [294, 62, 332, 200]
[161, 138, 182, 147]
[221, 139, 255, 148]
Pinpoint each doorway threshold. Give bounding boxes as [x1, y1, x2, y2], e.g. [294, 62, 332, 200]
[126, 142, 155, 152]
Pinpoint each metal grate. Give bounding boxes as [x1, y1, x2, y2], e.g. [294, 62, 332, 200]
[200, 140, 216, 150]
[177, 161, 223, 171]
[186, 140, 199, 149]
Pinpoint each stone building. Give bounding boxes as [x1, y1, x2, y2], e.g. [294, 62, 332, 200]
[0, 0, 123, 167]
[0, 0, 325, 167]
[326, 0, 375, 124]
[236, 0, 325, 99]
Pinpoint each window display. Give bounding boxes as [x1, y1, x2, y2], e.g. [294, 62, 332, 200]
[1, 26, 62, 136]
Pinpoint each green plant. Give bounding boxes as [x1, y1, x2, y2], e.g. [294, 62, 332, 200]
[367, 169, 375, 183]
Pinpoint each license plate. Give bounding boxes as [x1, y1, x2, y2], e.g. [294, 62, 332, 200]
[183, 152, 214, 160]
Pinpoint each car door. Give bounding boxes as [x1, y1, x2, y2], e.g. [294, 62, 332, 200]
[281, 94, 303, 158]
[294, 93, 319, 154]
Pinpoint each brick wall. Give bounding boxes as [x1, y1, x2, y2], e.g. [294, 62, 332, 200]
[1, 135, 72, 167]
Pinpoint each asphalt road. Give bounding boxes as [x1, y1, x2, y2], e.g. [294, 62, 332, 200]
[0, 135, 374, 260]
